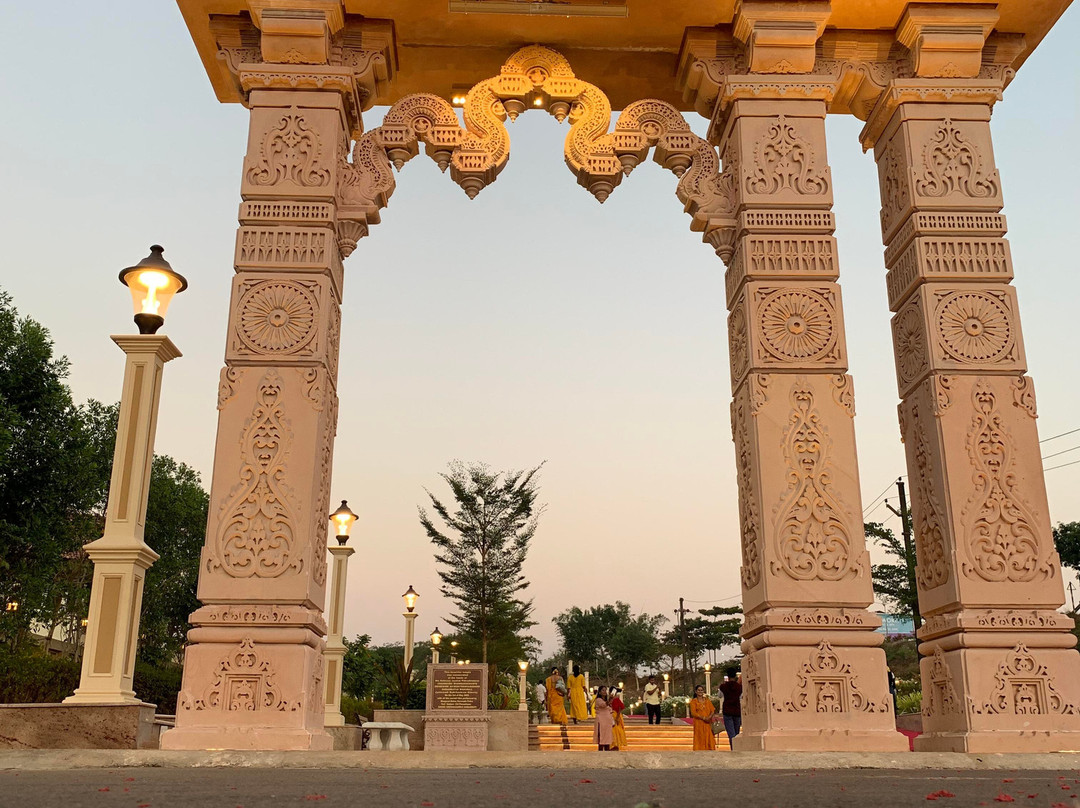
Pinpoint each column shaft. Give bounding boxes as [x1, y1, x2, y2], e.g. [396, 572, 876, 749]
[720, 90, 905, 752]
[865, 89, 1080, 752]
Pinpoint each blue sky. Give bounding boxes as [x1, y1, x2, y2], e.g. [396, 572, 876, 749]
[1, 1, 1078, 650]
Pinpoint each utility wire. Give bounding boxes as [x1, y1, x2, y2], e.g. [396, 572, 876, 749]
[1042, 444, 1080, 462]
[1040, 426, 1080, 444]
[683, 594, 742, 605]
[862, 477, 904, 517]
[1044, 458, 1080, 473]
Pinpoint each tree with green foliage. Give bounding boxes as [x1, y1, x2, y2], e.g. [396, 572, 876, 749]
[866, 519, 921, 631]
[552, 602, 666, 686]
[420, 461, 542, 669]
[1054, 522, 1080, 576]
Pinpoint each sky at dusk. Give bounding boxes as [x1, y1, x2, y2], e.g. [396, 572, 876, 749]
[1, 2, 1078, 656]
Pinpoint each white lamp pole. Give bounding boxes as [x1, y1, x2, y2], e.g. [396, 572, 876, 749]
[704, 663, 712, 698]
[430, 628, 443, 665]
[323, 501, 358, 727]
[518, 661, 529, 711]
[67, 246, 185, 705]
[402, 586, 419, 668]
[663, 672, 670, 700]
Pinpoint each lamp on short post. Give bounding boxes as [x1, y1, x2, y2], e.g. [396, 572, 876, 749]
[518, 660, 529, 711]
[449, 640, 459, 664]
[402, 586, 419, 668]
[704, 663, 712, 697]
[67, 246, 185, 705]
[662, 672, 670, 700]
[430, 627, 443, 665]
[323, 500, 358, 727]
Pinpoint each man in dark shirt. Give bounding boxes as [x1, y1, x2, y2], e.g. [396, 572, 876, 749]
[718, 667, 742, 745]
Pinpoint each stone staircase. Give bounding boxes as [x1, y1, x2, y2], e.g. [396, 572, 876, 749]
[529, 721, 731, 751]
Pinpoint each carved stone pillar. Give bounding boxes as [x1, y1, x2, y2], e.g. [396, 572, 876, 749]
[863, 33, 1080, 749]
[163, 3, 392, 751]
[716, 81, 906, 752]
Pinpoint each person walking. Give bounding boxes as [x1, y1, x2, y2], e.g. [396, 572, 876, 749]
[545, 667, 568, 725]
[609, 687, 628, 751]
[690, 684, 716, 751]
[567, 665, 588, 724]
[535, 679, 547, 724]
[593, 685, 614, 751]
[643, 674, 662, 725]
[718, 667, 742, 746]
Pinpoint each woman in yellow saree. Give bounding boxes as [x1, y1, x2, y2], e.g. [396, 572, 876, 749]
[545, 668, 568, 725]
[690, 684, 716, 751]
[610, 687, 628, 750]
[567, 665, 589, 724]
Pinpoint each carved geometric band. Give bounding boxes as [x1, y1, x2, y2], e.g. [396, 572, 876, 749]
[239, 201, 335, 227]
[919, 610, 1076, 641]
[739, 209, 835, 235]
[885, 237, 1013, 312]
[236, 227, 339, 271]
[884, 212, 1008, 268]
[726, 235, 839, 307]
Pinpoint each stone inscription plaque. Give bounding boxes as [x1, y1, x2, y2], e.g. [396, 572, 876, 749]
[430, 668, 484, 711]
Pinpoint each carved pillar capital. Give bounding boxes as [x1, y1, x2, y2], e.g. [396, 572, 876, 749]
[896, 3, 999, 79]
[732, 0, 832, 74]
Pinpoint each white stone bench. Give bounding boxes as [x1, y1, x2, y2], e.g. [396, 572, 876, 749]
[362, 721, 414, 751]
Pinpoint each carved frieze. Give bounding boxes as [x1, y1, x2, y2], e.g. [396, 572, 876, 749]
[236, 227, 334, 269]
[180, 638, 295, 713]
[781, 642, 891, 714]
[974, 644, 1077, 716]
[886, 237, 1012, 312]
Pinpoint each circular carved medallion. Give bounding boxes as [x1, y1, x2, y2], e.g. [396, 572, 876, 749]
[759, 289, 836, 362]
[936, 291, 1012, 363]
[893, 304, 927, 385]
[729, 301, 749, 379]
[238, 281, 318, 354]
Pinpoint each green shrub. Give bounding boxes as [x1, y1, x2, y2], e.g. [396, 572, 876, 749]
[896, 690, 922, 715]
[0, 649, 80, 703]
[488, 681, 519, 710]
[132, 661, 183, 712]
[340, 694, 373, 724]
[895, 678, 921, 698]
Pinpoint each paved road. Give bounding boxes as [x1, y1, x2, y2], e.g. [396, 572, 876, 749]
[2, 768, 1079, 808]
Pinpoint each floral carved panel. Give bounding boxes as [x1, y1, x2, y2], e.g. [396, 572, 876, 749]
[781, 641, 891, 714]
[974, 644, 1077, 716]
[245, 108, 332, 190]
[180, 638, 295, 713]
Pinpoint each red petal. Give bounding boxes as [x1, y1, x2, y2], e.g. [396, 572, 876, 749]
[995, 795, 1016, 803]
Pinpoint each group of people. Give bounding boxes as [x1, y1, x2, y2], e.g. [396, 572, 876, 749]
[537, 666, 743, 752]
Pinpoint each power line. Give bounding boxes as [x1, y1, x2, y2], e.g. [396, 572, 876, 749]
[1042, 444, 1080, 462]
[1044, 458, 1080, 473]
[1040, 426, 1080, 444]
[862, 477, 904, 517]
[683, 594, 741, 605]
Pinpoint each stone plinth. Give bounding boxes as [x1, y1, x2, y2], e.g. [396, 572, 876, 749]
[423, 664, 489, 752]
[326, 724, 364, 750]
[0, 703, 156, 750]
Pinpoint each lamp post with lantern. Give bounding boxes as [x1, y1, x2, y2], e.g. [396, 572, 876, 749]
[518, 660, 529, 712]
[323, 500, 357, 727]
[662, 672, 670, 700]
[66, 246, 185, 705]
[449, 640, 459, 665]
[430, 627, 443, 664]
[402, 586, 419, 668]
[704, 663, 713, 698]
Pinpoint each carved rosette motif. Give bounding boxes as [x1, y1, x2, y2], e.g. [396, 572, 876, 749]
[781, 641, 890, 714]
[181, 638, 295, 713]
[246, 108, 331, 188]
[975, 644, 1077, 716]
[935, 291, 1013, 364]
[770, 384, 858, 582]
[209, 371, 302, 579]
[893, 302, 928, 389]
[961, 381, 1051, 584]
[747, 116, 829, 197]
[758, 289, 837, 363]
[237, 281, 319, 355]
[915, 119, 999, 200]
[922, 647, 962, 717]
[728, 298, 750, 382]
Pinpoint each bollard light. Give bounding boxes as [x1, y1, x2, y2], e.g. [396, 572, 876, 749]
[119, 245, 188, 334]
[329, 500, 358, 545]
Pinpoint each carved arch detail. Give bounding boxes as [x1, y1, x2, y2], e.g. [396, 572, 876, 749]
[335, 45, 736, 259]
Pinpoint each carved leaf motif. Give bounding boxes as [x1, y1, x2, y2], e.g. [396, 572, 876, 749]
[961, 382, 1051, 583]
[209, 371, 302, 579]
[771, 384, 858, 582]
[781, 641, 890, 714]
[907, 399, 951, 591]
[976, 644, 1077, 716]
[921, 647, 962, 717]
[247, 109, 331, 188]
[915, 119, 999, 199]
[732, 389, 763, 589]
[747, 115, 829, 196]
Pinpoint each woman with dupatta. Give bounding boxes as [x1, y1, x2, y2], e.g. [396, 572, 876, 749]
[567, 665, 589, 724]
[609, 687, 628, 750]
[690, 684, 716, 750]
[545, 667, 568, 725]
[593, 685, 614, 751]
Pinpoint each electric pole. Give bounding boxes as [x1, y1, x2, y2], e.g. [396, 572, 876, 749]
[1069, 581, 1077, 614]
[676, 598, 690, 695]
[885, 478, 922, 635]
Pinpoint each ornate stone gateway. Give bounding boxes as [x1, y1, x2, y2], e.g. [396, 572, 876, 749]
[163, 0, 1079, 753]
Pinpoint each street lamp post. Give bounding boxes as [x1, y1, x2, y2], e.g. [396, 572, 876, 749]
[67, 246, 185, 705]
[430, 627, 443, 665]
[704, 663, 712, 697]
[662, 672, 670, 700]
[518, 660, 529, 712]
[402, 586, 419, 668]
[449, 640, 458, 665]
[323, 500, 358, 727]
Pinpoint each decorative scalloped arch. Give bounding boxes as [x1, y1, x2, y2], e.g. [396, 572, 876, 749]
[336, 45, 736, 259]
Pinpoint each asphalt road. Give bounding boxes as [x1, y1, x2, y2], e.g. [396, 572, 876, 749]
[1, 767, 1079, 808]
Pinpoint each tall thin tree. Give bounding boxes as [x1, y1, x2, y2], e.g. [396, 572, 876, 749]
[419, 461, 542, 666]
